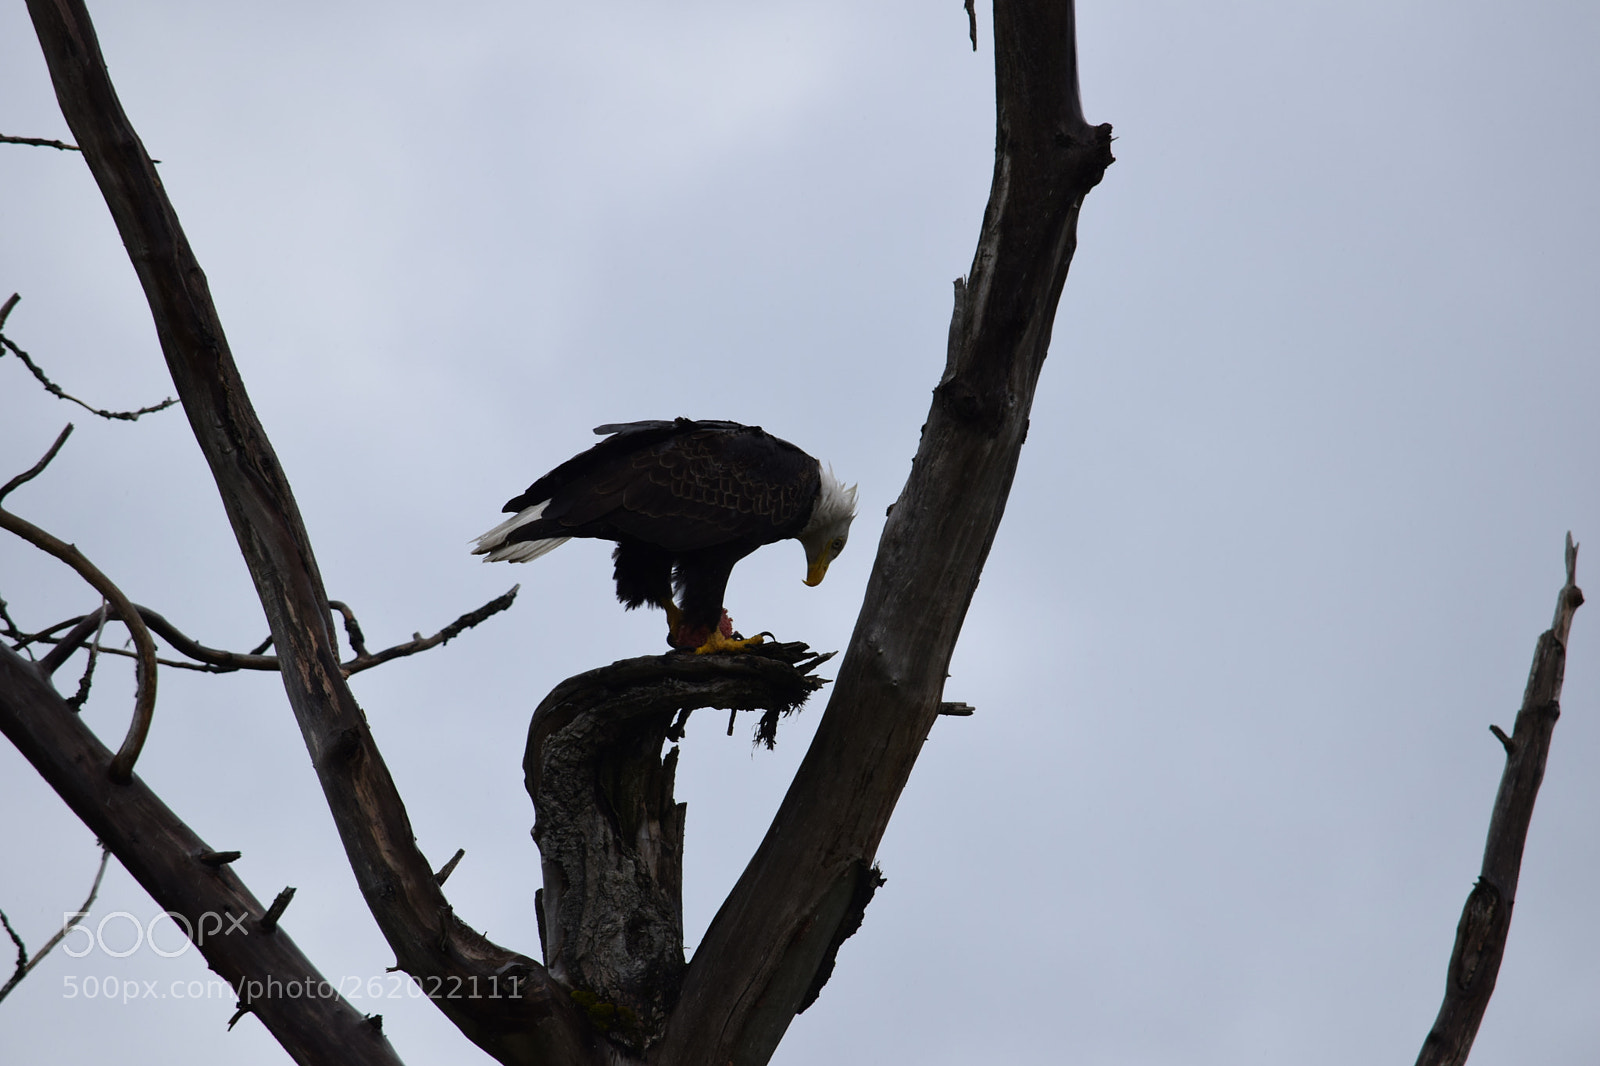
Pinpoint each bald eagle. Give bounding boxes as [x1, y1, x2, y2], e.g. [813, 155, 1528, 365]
[473, 419, 857, 653]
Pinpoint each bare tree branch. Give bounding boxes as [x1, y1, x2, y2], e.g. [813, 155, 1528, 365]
[0, 646, 404, 1064]
[329, 600, 371, 658]
[0, 132, 81, 152]
[656, 4, 1113, 1061]
[63, 598, 109, 711]
[0, 299, 177, 421]
[36, 602, 107, 674]
[1416, 535, 1584, 1066]
[0, 844, 109, 1004]
[4, 610, 93, 654]
[26, 2, 597, 1061]
[0, 596, 28, 656]
[22, 588, 518, 677]
[0, 423, 73, 503]
[337, 585, 519, 675]
[0, 429, 157, 783]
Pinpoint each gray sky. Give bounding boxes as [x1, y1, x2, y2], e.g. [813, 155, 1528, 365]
[3, 2, 1599, 1063]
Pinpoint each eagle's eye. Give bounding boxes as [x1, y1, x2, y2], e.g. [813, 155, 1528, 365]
[830, 536, 845, 553]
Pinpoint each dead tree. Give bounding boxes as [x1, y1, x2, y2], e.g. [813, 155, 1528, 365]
[3, 2, 1587, 1065]
[4, 0, 1109, 1061]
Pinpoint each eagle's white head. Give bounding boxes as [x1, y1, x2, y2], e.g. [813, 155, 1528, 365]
[797, 464, 857, 587]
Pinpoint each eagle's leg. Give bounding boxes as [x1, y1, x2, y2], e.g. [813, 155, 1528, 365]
[673, 552, 766, 653]
[657, 598, 684, 639]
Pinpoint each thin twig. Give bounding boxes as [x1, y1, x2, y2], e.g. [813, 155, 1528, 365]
[0, 332, 177, 422]
[0, 294, 20, 328]
[0, 424, 73, 504]
[0, 133, 81, 152]
[0, 912, 23, 993]
[340, 585, 520, 676]
[27, 641, 268, 673]
[65, 599, 109, 712]
[129, 605, 278, 671]
[7, 612, 89, 652]
[21, 588, 520, 680]
[37, 604, 107, 674]
[0, 596, 29, 657]
[0, 844, 111, 1004]
[964, 0, 977, 50]
[328, 601, 370, 658]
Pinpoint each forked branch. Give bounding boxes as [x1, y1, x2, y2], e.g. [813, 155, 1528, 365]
[0, 844, 109, 1004]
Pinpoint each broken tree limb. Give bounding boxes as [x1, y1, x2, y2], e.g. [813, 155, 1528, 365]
[1415, 534, 1584, 1066]
[525, 643, 829, 1053]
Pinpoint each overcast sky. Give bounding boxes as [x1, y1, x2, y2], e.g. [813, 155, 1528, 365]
[3, 2, 1599, 1064]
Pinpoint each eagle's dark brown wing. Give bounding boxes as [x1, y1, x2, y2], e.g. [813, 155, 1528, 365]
[504, 420, 820, 552]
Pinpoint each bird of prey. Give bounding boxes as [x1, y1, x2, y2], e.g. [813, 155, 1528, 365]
[473, 418, 857, 653]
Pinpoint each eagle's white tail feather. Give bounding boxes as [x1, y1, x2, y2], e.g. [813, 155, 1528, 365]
[482, 535, 570, 563]
[472, 501, 570, 563]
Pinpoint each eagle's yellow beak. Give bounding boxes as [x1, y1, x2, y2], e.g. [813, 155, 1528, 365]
[804, 555, 830, 587]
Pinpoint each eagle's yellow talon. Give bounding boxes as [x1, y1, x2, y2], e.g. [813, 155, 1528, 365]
[691, 630, 767, 655]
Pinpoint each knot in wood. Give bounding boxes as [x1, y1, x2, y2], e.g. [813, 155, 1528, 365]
[1449, 879, 1504, 992]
